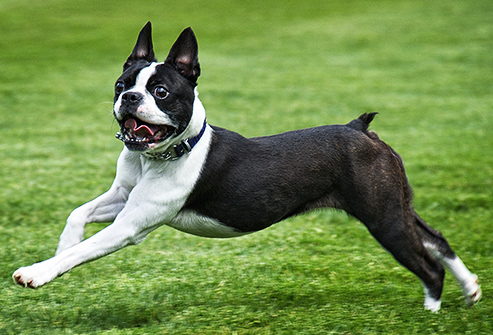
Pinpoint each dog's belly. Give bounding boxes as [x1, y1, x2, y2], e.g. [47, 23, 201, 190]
[168, 209, 250, 238]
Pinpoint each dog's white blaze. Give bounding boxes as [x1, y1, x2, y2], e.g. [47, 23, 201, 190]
[135, 63, 160, 88]
[169, 210, 249, 238]
[114, 62, 173, 126]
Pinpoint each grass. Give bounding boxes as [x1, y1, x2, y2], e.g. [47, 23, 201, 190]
[0, 0, 492, 333]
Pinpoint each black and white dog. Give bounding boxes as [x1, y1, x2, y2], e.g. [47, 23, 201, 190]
[14, 22, 481, 312]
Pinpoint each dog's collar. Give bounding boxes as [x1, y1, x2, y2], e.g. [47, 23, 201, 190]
[142, 119, 207, 161]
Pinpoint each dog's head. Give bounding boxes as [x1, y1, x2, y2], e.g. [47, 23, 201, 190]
[113, 22, 200, 152]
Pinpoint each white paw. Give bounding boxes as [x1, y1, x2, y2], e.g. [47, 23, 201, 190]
[464, 274, 482, 306]
[424, 297, 441, 313]
[12, 263, 57, 288]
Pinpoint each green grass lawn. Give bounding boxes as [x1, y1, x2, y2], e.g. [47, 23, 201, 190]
[1, 0, 492, 333]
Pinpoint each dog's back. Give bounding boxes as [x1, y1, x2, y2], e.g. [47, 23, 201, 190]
[184, 113, 404, 232]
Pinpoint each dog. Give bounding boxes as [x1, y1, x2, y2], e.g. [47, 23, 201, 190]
[13, 22, 481, 312]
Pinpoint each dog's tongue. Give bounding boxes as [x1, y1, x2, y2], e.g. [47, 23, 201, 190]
[124, 119, 159, 136]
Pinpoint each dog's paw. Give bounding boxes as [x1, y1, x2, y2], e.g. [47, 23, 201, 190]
[13, 267, 39, 288]
[12, 264, 55, 288]
[464, 274, 482, 307]
[424, 297, 441, 313]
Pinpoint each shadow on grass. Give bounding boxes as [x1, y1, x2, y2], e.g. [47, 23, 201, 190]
[28, 282, 408, 332]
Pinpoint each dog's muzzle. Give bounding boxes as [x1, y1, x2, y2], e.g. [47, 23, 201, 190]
[116, 116, 175, 152]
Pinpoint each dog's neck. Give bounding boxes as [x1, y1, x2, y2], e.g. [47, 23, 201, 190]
[142, 90, 208, 161]
[142, 119, 207, 160]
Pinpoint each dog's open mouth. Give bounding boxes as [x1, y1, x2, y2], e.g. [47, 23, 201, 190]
[116, 117, 174, 151]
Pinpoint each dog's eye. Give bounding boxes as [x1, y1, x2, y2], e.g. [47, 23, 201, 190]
[115, 82, 125, 95]
[153, 86, 169, 99]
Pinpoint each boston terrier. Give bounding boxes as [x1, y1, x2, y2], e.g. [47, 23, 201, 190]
[13, 22, 481, 312]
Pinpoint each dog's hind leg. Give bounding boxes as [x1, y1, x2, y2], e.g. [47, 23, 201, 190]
[361, 208, 481, 311]
[344, 133, 480, 310]
[362, 214, 447, 312]
[415, 212, 482, 307]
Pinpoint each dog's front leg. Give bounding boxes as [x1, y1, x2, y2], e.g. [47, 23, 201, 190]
[13, 204, 169, 288]
[55, 185, 129, 255]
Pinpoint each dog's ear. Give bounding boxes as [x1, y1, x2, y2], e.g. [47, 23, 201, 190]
[164, 27, 200, 84]
[124, 21, 157, 71]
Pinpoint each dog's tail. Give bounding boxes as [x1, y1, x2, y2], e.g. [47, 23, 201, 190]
[347, 112, 378, 132]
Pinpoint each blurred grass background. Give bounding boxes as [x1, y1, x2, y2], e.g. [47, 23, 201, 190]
[0, 0, 492, 334]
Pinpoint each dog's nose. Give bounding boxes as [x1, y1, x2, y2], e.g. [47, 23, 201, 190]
[121, 92, 144, 105]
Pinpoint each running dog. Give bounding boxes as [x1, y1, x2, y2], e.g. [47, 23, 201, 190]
[13, 22, 481, 312]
